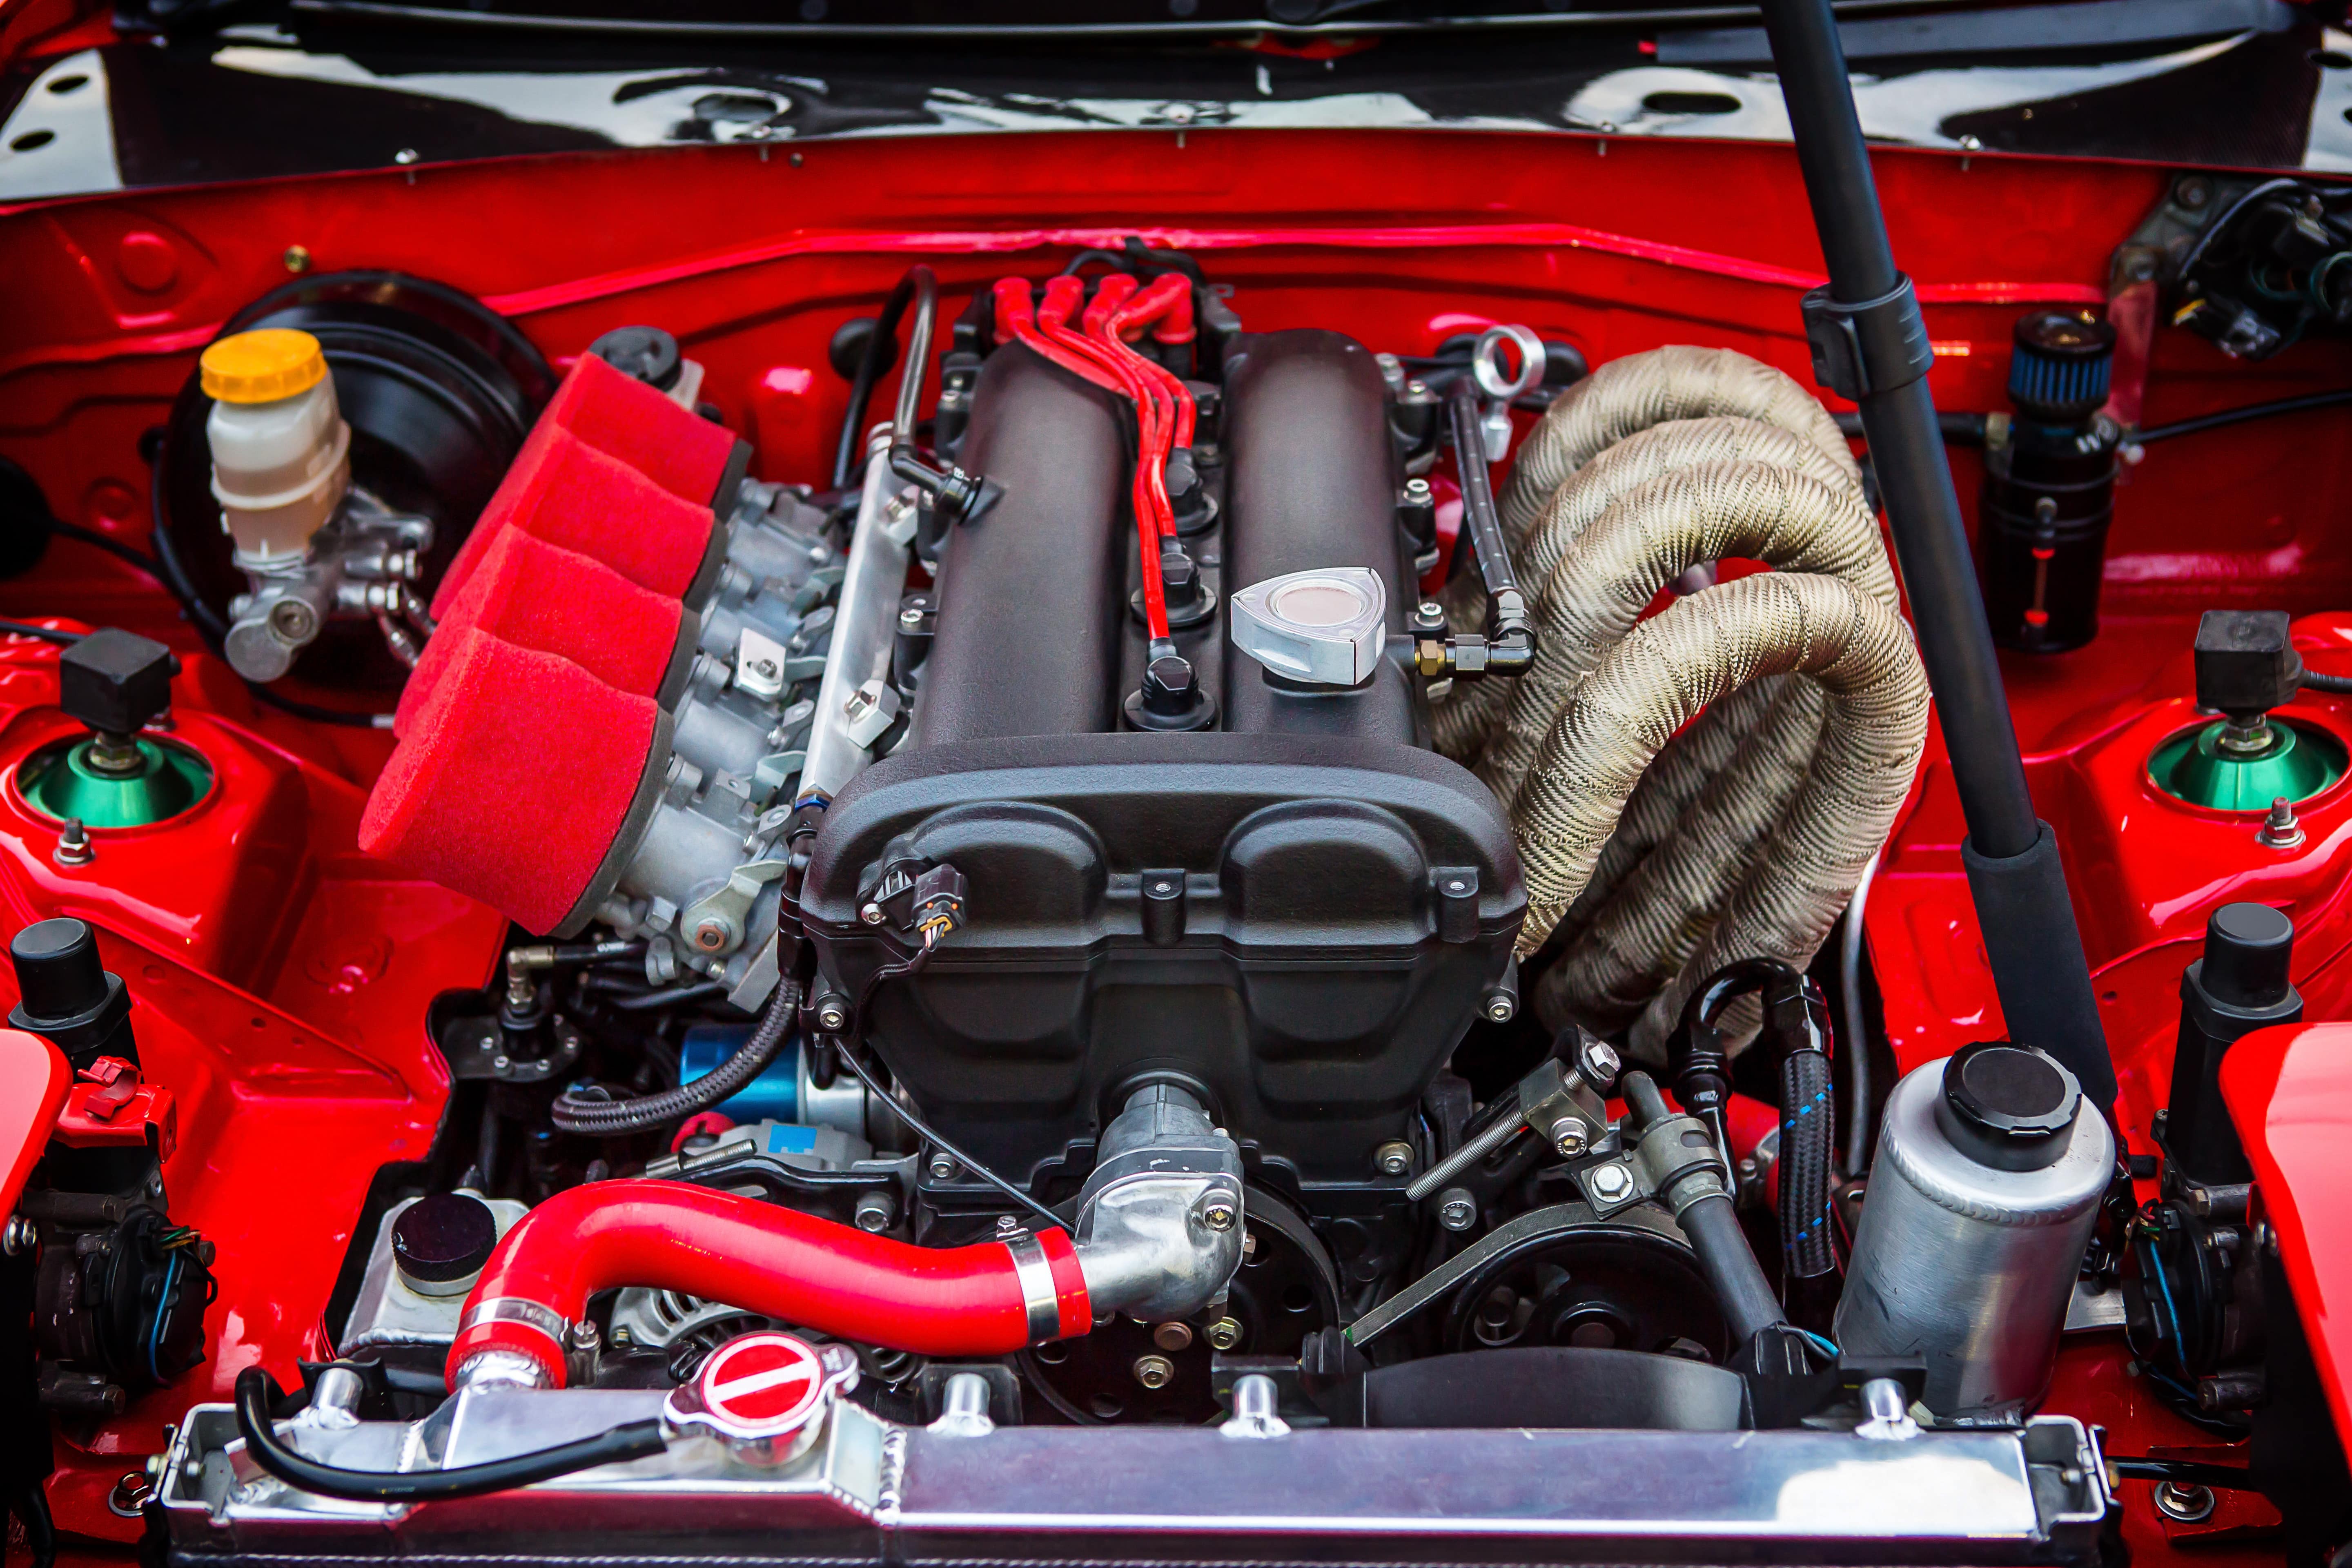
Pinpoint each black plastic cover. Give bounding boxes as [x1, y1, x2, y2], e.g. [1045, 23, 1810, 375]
[1218, 330, 1424, 744]
[803, 732, 1523, 1188]
[909, 343, 1129, 748]
[1320, 1346, 1746, 1430]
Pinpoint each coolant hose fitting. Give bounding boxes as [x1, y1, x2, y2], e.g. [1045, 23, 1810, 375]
[445, 1179, 1090, 1390]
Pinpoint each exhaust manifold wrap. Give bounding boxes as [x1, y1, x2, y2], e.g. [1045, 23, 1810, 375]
[1436, 345, 1926, 1060]
[1514, 572, 1928, 1053]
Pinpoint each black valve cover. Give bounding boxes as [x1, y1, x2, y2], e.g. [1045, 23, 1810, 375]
[802, 731, 1523, 1190]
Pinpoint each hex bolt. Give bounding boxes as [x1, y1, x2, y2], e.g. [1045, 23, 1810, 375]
[1587, 1162, 1634, 1202]
[690, 917, 731, 952]
[2258, 796, 2305, 850]
[1198, 1196, 1238, 1232]
[2154, 1481, 2216, 1523]
[927, 1151, 960, 1183]
[1152, 1321, 1195, 1352]
[1576, 1038, 1622, 1093]
[853, 1190, 896, 1233]
[52, 817, 92, 868]
[1132, 1354, 1176, 1390]
[859, 902, 887, 925]
[1372, 1139, 1415, 1178]
[567, 1320, 601, 1352]
[1436, 1187, 1478, 1232]
[1204, 1316, 1243, 1350]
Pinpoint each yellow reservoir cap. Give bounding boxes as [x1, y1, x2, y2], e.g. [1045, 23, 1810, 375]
[200, 328, 328, 404]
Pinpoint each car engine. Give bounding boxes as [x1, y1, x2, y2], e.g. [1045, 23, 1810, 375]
[3, 6, 2352, 1566]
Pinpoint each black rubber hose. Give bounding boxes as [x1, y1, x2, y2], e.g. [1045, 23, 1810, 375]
[830, 265, 935, 491]
[233, 1368, 664, 1502]
[2111, 1457, 2261, 1491]
[549, 974, 799, 1136]
[2136, 388, 2352, 445]
[1670, 959, 1839, 1286]
[1621, 1071, 1787, 1345]
[2302, 668, 2352, 695]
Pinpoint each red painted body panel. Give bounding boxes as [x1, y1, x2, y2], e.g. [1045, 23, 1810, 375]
[2223, 1024, 2352, 1451]
[0, 117, 2345, 1561]
[0, 1028, 70, 1218]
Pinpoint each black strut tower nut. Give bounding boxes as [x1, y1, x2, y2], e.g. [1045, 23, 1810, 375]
[1936, 1041, 2082, 1173]
[391, 1192, 500, 1292]
[9, 915, 135, 1070]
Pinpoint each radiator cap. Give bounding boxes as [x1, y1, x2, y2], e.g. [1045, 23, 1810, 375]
[1229, 567, 1387, 688]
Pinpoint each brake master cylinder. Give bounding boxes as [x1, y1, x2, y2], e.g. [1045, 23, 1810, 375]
[1835, 1042, 2113, 1421]
[205, 329, 351, 572]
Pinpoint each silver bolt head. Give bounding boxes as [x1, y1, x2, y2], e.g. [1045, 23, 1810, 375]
[1484, 993, 1516, 1023]
[1199, 1197, 1238, 1232]
[899, 607, 926, 627]
[1373, 1139, 1414, 1178]
[1132, 1354, 1175, 1390]
[1550, 1118, 1590, 1158]
[1436, 1188, 1477, 1232]
[1204, 1316, 1243, 1350]
[815, 1001, 851, 1031]
[1579, 1038, 1621, 1085]
[0, 1215, 33, 1255]
[853, 1192, 895, 1232]
[859, 902, 886, 925]
[2154, 1481, 2216, 1523]
[927, 1153, 958, 1181]
[1588, 1163, 1633, 1200]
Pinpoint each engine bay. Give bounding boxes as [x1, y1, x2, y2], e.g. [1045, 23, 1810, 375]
[4, 17, 2352, 1565]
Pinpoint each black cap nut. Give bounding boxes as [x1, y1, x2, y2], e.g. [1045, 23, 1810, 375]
[60, 628, 175, 738]
[2194, 610, 2302, 721]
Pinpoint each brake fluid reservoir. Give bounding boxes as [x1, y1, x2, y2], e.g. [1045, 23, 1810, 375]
[1834, 1042, 2112, 1422]
[202, 328, 350, 566]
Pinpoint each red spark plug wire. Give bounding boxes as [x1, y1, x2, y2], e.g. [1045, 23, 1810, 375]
[444, 1178, 1090, 1390]
[1028, 274, 1175, 641]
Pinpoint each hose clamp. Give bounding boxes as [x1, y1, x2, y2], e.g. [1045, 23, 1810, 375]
[1003, 1230, 1062, 1343]
[458, 1295, 569, 1356]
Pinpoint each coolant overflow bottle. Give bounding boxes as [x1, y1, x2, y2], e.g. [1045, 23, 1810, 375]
[1834, 1042, 2112, 1421]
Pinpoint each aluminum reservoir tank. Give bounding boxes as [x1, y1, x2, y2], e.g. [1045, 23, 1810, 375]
[1833, 1041, 2113, 1421]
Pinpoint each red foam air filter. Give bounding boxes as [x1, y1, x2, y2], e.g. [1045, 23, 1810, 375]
[432, 426, 718, 617]
[546, 352, 744, 508]
[397, 530, 691, 738]
[361, 629, 659, 936]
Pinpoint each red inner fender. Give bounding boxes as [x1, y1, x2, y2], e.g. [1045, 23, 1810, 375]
[445, 1179, 1091, 1389]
